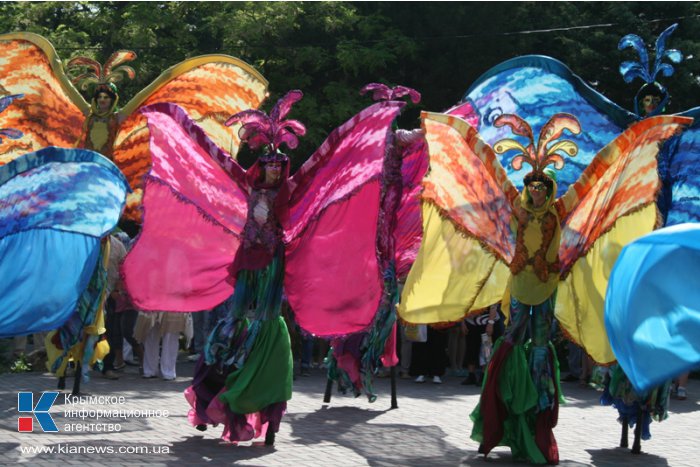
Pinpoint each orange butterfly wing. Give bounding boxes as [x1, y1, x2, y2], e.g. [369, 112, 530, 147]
[0, 32, 88, 164]
[115, 56, 268, 221]
[555, 115, 692, 364]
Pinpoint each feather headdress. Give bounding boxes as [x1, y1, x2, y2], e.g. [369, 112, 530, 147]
[225, 90, 306, 162]
[67, 50, 137, 96]
[360, 83, 421, 104]
[493, 113, 581, 175]
[618, 23, 682, 116]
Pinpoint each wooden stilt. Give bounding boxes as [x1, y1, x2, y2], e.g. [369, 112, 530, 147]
[620, 415, 629, 448]
[390, 366, 398, 409]
[632, 409, 642, 454]
[323, 377, 333, 403]
[71, 361, 81, 396]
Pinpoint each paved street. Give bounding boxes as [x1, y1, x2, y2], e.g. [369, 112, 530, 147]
[0, 357, 697, 467]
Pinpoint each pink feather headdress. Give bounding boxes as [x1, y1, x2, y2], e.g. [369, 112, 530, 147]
[225, 90, 307, 162]
[360, 83, 421, 104]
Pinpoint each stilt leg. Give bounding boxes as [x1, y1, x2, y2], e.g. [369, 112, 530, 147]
[264, 428, 275, 446]
[323, 378, 333, 403]
[71, 361, 82, 396]
[390, 366, 398, 409]
[620, 415, 629, 448]
[632, 410, 642, 454]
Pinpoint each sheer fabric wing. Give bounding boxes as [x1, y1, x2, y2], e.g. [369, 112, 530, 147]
[114, 55, 267, 220]
[0, 147, 128, 337]
[660, 107, 700, 226]
[0, 33, 88, 164]
[399, 113, 514, 324]
[394, 137, 429, 280]
[122, 103, 249, 312]
[605, 224, 700, 393]
[555, 115, 692, 364]
[460, 55, 634, 195]
[283, 101, 403, 337]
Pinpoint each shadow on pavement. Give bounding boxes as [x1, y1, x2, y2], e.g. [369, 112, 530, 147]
[285, 405, 469, 466]
[586, 447, 670, 466]
[167, 435, 280, 465]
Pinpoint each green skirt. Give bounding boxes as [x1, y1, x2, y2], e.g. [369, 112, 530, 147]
[470, 338, 564, 464]
[219, 316, 293, 414]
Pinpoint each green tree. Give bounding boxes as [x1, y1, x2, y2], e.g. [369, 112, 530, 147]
[2, 1, 699, 163]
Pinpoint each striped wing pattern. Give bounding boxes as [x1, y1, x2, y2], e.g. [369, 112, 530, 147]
[398, 113, 515, 324]
[461, 55, 633, 195]
[0, 34, 87, 164]
[0, 147, 128, 337]
[661, 116, 700, 226]
[558, 116, 693, 272]
[285, 101, 404, 242]
[0, 147, 128, 238]
[421, 112, 516, 262]
[555, 115, 692, 364]
[115, 58, 268, 221]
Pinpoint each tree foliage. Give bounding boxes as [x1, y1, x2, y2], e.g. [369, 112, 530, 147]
[1, 1, 699, 164]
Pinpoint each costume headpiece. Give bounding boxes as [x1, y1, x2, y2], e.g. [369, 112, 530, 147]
[618, 23, 682, 117]
[225, 90, 306, 163]
[0, 93, 24, 143]
[493, 113, 581, 177]
[360, 83, 421, 104]
[67, 50, 137, 97]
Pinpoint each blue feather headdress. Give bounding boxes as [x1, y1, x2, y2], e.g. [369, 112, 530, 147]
[618, 23, 683, 117]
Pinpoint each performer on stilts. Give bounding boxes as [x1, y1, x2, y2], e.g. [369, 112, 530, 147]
[185, 92, 301, 446]
[399, 107, 689, 464]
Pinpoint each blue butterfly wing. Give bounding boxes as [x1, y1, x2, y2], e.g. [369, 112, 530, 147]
[658, 106, 700, 226]
[461, 55, 636, 195]
[0, 147, 128, 337]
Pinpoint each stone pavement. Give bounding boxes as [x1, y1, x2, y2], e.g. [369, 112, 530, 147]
[0, 357, 697, 467]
